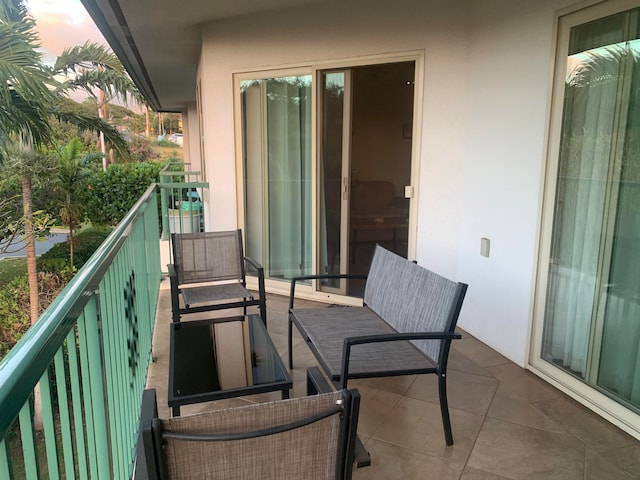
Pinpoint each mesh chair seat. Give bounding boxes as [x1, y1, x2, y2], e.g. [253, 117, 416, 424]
[181, 283, 253, 307]
[292, 306, 435, 379]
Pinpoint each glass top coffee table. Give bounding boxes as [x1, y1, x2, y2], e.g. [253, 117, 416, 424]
[168, 314, 292, 416]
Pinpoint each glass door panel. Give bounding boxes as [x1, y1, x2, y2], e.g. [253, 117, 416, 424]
[542, 8, 640, 412]
[318, 62, 415, 296]
[240, 75, 312, 283]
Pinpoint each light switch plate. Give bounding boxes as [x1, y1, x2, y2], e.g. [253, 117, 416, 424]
[480, 237, 490, 257]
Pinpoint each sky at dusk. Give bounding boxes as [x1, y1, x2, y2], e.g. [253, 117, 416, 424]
[25, 0, 106, 65]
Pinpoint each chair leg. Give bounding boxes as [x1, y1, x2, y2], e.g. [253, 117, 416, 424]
[438, 372, 454, 446]
[259, 298, 267, 326]
[288, 317, 293, 370]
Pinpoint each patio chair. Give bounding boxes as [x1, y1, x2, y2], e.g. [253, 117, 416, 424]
[138, 388, 361, 480]
[168, 230, 267, 324]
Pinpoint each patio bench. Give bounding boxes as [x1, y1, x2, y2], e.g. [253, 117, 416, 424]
[288, 245, 468, 446]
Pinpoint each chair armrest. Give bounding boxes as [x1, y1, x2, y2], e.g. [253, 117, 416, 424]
[289, 273, 368, 309]
[243, 256, 264, 278]
[339, 332, 462, 388]
[167, 263, 177, 279]
[244, 256, 266, 304]
[167, 264, 181, 323]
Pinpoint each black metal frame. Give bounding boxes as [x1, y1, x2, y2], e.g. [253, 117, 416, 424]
[168, 315, 291, 416]
[168, 229, 267, 325]
[138, 388, 361, 480]
[288, 270, 467, 446]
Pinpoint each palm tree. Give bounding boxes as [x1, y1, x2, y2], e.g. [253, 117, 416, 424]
[0, 0, 137, 324]
[53, 41, 145, 168]
[0, 0, 56, 324]
[55, 138, 103, 268]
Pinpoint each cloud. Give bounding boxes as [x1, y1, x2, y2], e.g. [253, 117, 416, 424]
[26, 0, 107, 64]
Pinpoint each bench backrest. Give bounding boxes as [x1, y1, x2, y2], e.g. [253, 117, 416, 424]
[364, 245, 467, 363]
[172, 230, 245, 285]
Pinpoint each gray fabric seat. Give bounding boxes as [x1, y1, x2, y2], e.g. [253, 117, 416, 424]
[168, 230, 267, 324]
[138, 388, 361, 480]
[288, 245, 467, 446]
[293, 306, 435, 378]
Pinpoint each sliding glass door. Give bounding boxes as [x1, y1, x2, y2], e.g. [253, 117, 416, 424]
[240, 75, 312, 281]
[539, 6, 640, 415]
[238, 60, 416, 296]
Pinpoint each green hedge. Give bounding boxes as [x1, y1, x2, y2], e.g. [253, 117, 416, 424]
[83, 161, 164, 226]
[0, 275, 29, 358]
[38, 226, 113, 273]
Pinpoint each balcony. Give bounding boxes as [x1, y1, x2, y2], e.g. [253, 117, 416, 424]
[1, 185, 639, 479]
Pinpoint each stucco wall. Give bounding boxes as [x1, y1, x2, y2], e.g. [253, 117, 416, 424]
[197, 0, 581, 366]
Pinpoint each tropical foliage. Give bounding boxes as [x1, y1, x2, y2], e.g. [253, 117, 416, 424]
[0, 0, 138, 324]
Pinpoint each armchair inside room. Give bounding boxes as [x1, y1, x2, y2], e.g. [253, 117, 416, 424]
[350, 180, 409, 224]
[349, 180, 409, 264]
[168, 230, 267, 324]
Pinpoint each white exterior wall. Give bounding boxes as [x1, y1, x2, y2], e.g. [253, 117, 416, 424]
[197, 0, 581, 365]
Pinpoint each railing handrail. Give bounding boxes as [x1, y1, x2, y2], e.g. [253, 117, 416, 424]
[0, 183, 159, 440]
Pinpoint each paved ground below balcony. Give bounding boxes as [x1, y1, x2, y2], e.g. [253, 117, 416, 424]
[146, 279, 640, 479]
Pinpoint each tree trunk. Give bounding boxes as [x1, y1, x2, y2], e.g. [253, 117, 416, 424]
[145, 107, 150, 138]
[67, 193, 75, 269]
[22, 174, 43, 431]
[22, 175, 39, 324]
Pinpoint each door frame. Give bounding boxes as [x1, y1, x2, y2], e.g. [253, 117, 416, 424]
[528, 0, 640, 439]
[234, 51, 424, 303]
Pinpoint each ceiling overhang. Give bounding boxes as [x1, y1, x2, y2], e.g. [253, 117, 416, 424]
[80, 0, 325, 112]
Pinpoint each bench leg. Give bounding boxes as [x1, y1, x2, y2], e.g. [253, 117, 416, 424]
[354, 437, 372, 468]
[438, 372, 454, 446]
[288, 317, 294, 370]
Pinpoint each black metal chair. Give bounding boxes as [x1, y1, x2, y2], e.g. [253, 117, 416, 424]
[137, 388, 361, 480]
[168, 230, 267, 324]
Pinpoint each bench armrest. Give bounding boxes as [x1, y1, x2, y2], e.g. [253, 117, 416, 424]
[339, 331, 462, 388]
[289, 273, 368, 309]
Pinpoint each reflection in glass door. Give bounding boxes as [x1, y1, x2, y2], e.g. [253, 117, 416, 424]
[541, 8, 640, 412]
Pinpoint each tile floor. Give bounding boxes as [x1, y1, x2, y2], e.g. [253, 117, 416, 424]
[146, 280, 640, 479]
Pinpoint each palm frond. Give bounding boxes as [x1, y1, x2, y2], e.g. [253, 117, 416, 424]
[54, 41, 126, 75]
[57, 68, 139, 105]
[0, 4, 55, 148]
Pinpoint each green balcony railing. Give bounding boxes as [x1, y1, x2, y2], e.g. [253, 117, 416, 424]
[0, 184, 162, 479]
[158, 163, 208, 240]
